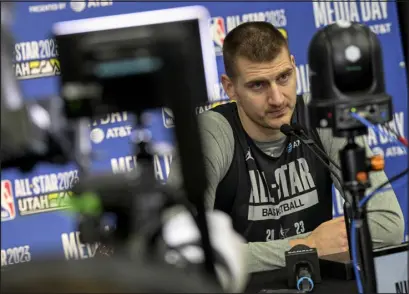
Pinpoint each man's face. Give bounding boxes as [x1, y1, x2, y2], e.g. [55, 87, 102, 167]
[222, 47, 297, 131]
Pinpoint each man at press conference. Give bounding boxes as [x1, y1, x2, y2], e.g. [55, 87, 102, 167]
[166, 21, 404, 273]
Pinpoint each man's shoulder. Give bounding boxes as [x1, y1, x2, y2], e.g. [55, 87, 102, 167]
[316, 128, 340, 148]
[197, 102, 235, 132]
[209, 100, 237, 115]
[197, 104, 236, 169]
[316, 127, 368, 153]
[196, 105, 236, 151]
[316, 128, 333, 140]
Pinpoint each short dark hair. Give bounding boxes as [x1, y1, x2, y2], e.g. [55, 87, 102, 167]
[222, 22, 288, 78]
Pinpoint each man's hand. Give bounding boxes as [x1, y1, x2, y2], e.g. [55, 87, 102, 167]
[289, 217, 349, 256]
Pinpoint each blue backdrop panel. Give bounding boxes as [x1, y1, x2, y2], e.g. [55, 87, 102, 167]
[1, 1, 407, 267]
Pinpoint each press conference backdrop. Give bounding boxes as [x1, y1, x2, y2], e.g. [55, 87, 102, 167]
[1, 1, 408, 267]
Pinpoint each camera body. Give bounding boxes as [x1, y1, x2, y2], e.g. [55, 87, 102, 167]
[307, 21, 393, 137]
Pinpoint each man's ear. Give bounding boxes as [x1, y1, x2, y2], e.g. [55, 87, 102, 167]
[290, 54, 296, 67]
[221, 74, 236, 101]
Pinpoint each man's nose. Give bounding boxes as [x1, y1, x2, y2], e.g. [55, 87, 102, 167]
[267, 83, 285, 106]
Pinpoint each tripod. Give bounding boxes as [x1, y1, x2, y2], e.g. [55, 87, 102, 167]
[74, 109, 217, 279]
[339, 133, 378, 294]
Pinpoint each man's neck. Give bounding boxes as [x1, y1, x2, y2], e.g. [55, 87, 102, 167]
[237, 106, 285, 142]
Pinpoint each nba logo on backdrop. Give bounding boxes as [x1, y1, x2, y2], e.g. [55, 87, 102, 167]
[210, 17, 226, 56]
[1, 180, 16, 221]
[162, 108, 175, 128]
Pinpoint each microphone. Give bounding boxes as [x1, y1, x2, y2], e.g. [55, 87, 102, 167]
[285, 244, 321, 292]
[289, 123, 352, 236]
[280, 124, 294, 136]
[280, 124, 344, 189]
[291, 123, 341, 170]
[281, 124, 354, 279]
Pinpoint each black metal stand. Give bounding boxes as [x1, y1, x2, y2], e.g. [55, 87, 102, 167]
[130, 112, 175, 259]
[65, 21, 218, 279]
[75, 113, 169, 256]
[396, 1, 409, 286]
[343, 201, 353, 260]
[339, 135, 377, 294]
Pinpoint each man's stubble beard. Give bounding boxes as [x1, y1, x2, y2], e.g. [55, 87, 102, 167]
[239, 103, 292, 130]
[244, 109, 291, 132]
[258, 107, 295, 131]
[261, 116, 291, 131]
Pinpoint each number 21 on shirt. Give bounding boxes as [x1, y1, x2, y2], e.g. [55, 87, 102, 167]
[266, 229, 275, 241]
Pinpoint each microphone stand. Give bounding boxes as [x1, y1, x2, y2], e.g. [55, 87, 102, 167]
[286, 124, 362, 280]
[396, 1, 409, 285]
[339, 134, 377, 294]
[343, 201, 354, 260]
[292, 125, 354, 259]
[287, 126, 345, 198]
[292, 124, 377, 289]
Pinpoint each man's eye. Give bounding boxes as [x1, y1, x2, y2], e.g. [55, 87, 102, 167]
[278, 73, 291, 83]
[251, 82, 264, 90]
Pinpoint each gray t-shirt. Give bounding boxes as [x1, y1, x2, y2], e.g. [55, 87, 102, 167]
[167, 109, 404, 273]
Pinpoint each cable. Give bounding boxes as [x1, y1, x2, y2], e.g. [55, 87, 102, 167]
[290, 132, 345, 195]
[350, 220, 364, 294]
[350, 188, 394, 294]
[382, 123, 409, 147]
[350, 112, 408, 148]
[280, 124, 349, 204]
[350, 112, 396, 143]
[350, 167, 408, 294]
[359, 168, 409, 207]
[292, 123, 342, 170]
[348, 207, 405, 294]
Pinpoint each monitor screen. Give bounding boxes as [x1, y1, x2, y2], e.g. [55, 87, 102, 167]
[52, 5, 219, 111]
[374, 242, 408, 293]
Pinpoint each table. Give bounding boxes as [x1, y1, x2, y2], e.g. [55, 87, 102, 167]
[245, 268, 358, 294]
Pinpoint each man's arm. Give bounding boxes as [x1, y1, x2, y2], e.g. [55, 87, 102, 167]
[317, 128, 405, 247]
[243, 128, 405, 272]
[166, 110, 312, 273]
[166, 111, 234, 208]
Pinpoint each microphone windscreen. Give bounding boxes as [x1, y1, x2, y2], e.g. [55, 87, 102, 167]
[292, 123, 306, 134]
[289, 244, 311, 252]
[280, 124, 293, 136]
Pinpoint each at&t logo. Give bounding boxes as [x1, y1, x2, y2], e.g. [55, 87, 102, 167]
[70, 0, 113, 13]
[89, 126, 132, 144]
[70, 1, 87, 12]
[90, 128, 105, 144]
[287, 140, 300, 153]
